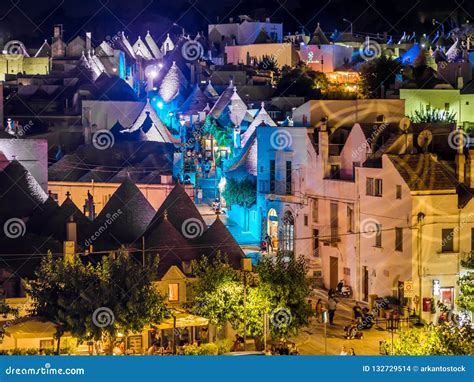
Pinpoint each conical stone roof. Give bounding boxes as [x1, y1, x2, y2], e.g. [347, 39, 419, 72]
[94, 178, 155, 245]
[0, 160, 48, 219]
[198, 216, 244, 269]
[146, 183, 206, 237]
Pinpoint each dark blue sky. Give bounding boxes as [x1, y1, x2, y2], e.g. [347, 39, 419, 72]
[0, 0, 472, 46]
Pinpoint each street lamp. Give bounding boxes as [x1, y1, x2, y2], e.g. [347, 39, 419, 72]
[343, 18, 353, 35]
[432, 19, 445, 35]
[386, 316, 399, 355]
[173, 22, 186, 37]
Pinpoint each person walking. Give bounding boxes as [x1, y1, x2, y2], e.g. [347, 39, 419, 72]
[327, 296, 337, 325]
[315, 298, 323, 323]
[197, 188, 203, 205]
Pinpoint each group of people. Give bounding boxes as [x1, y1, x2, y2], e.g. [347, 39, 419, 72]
[261, 234, 278, 254]
[268, 342, 299, 355]
[184, 150, 212, 179]
[308, 292, 338, 326]
[340, 346, 356, 356]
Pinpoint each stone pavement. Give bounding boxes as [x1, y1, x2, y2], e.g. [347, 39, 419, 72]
[289, 289, 398, 355]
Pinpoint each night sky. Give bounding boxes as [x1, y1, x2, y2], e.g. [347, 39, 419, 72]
[0, 0, 472, 46]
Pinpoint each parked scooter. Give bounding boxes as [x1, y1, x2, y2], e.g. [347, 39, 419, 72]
[336, 280, 353, 298]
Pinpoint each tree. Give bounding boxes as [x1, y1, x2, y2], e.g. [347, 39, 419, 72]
[222, 177, 256, 207]
[202, 116, 233, 153]
[0, 293, 19, 343]
[258, 55, 279, 75]
[256, 253, 313, 339]
[457, 251, 474, 313]
[27, 251, 96, 354]
[28, 250, 168, 354]
[190, 252, 313, 344]
[386, 323, 474, 355]
[96, 250, 169, 342]
[409, 104, 457, 123]
[276, 63, 327, 99]
[190, 254, 243, 332]
[359, 55, 400, 98]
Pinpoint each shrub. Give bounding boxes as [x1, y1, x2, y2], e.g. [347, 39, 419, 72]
[183, 343, 219, 355]
[216, 339, 233, 355]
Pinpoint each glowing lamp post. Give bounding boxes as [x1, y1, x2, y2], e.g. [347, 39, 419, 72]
[145, 64, 161, 93]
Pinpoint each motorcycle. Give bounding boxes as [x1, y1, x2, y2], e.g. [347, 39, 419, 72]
[336, 283, 353, 298]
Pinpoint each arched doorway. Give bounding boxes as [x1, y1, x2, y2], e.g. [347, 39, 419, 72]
[282, 211, 295, 254]
[267, 209, 279, 252]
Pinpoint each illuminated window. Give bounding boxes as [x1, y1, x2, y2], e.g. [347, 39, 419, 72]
[168, 283, 179, 302]
[282, 211, 295, 253]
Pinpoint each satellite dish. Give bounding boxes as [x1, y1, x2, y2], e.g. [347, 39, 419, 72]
[399, 117, 411, 132]
[417, 129, 433, 151]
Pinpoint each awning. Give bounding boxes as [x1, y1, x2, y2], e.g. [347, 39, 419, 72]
[156, 311, 209, 330]
[4, 317, 61, 339]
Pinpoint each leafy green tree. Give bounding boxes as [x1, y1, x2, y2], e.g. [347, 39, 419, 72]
[409, 104, 457, 123]
[387, 323, 473, 355]
[276, 63, 327, 99]
[222, 177, 256, 207]
[202, 116, 233, 151]
[0, 293, 19, 343]
[190, 254, 243, 332]
[258, 55, 279, 75]
[256, 252, 313, 339]
[359, 55, 400, 98]
[191, 252, 312, 344]
[27, 251, 97, 353]
[458, 252, 474, 313]
[28, 250, 168, 354]
[96, 250, 169, 341]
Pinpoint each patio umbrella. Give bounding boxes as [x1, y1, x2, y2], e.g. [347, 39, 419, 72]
[5, 317, 59, 339]
[156, 310, 208, 329]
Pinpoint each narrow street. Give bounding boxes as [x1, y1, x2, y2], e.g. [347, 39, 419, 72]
[290, 289, 398, 355]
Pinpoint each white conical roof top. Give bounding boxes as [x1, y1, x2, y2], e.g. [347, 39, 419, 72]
[120, 31, 136, 59]
[204, 80, 219, 98]
[128, 99, 179, 143]
[241, 102, 276, 147]
[159, 61, 188, 103]
[133, 36, 154, 60]
[145, 30, 163, 59]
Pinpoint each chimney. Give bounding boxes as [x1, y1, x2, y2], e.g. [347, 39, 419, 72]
[86, 32, 92, 52]
[53, 25, 63, 40]
[66, 216, 77, 243]
[64, 216, 77, 263]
